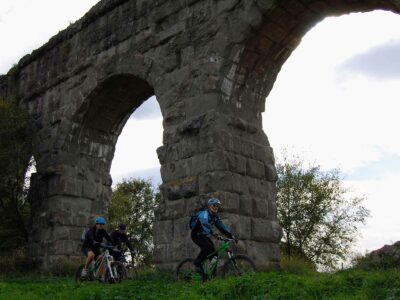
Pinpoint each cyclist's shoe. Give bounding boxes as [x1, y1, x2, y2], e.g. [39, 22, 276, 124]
[81, 268, 88, 277]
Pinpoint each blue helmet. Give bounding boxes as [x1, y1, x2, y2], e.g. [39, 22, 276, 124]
[95, 217, 106, 225]
[207, 198, 221, 206]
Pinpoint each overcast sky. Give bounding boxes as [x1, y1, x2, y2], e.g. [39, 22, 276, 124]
[1, 1, 400, 256]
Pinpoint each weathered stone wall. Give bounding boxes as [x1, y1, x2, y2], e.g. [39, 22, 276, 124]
[0, 0, 399, 270]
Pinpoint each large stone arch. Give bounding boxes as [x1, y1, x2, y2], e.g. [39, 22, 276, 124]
[1, 0, 400, 270]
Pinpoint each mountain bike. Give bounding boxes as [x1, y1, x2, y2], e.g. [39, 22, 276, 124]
[176, 235, 256, 282]
[75, 244, 127, 284]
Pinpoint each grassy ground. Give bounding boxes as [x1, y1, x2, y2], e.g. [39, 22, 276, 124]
[1, 268, 400, 300]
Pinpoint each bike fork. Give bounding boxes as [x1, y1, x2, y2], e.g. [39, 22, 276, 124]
[106, 259, 115, 280]
[228, 251, 240, 274]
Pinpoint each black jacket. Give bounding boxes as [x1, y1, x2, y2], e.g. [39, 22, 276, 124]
[82, 226, 113, 249]
[110, 230, 134, 251]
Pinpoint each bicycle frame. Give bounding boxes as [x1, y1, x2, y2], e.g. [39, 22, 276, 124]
[202, 239, 234, 279]
[94, 249, 116, 280]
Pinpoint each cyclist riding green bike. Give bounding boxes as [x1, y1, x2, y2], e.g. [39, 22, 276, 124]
[189, 198, 236, 274]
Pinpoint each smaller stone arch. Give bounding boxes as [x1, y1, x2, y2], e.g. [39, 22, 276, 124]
[28, 68, 159, 267]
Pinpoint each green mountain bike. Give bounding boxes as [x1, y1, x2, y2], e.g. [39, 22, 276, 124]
[176, 235, 256, 282]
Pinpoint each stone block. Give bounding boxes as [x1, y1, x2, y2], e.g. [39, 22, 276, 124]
[153, 242, 193, 263]
[242, 240, 281, 271]
[153, 220, 173, 245]
[54, 240, 74, 255]
[241, 139, 254, 158]
[222, 213, 251, 239]
[47, 175, 83, 198]
[214, 191, 240, 213]
[59, 197, 91, 214]
[241, 1, 263, 30]
[235, 154, 247, 175]
[165, 198, 186, 219]
[200, 131, 227, 153]
[161, 176, 197, 201]
[246, 158, 266, 179]
[91, 199, 108, 215]
[184, 196, 203, 216]
[265, 163, 277, 182]
[183, 93, 220, 119]
[52, 226, 71, 240]
[207, 150, 233, 172]
[173, 218, 190, 241]
[70, 227, 85, 240]
[82, 180, 98, 200]
[178, 139, 198, 160]
[199, 171, 230, 194]
[255, 0, 275, 12]
[239, 194, 253, 216]
[253, 197, 268, 218]
[251, 218, 282, 243]
[191, 154, 208, 176]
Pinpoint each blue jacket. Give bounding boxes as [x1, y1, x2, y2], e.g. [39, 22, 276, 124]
[192, 210, 232, 237]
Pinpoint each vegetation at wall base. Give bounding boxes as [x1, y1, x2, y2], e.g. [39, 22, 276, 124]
[1, 268, 399, 300]
[0, 99, 33, 254]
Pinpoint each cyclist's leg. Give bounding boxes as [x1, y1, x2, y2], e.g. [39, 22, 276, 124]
[80, 247, 94, 276]
[191, 233, 215, 271]
[84, 250, 95, 268]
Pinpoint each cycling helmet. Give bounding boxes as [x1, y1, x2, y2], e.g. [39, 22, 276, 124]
[118, 223, 126, 230]
[95, 217, 106, 225]
[207, 198, 221, 206]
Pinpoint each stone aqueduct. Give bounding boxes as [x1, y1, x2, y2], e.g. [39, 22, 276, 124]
[0, 0, 399, 270]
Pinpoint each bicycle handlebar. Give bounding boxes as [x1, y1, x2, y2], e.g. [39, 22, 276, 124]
[213, 235, 238, 243]
[98, 243, 121, 252]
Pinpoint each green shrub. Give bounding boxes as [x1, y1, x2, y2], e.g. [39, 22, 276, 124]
[0, 248, 35, 273]
[280, 254, 316, 274]
[48, 258, 82, 277]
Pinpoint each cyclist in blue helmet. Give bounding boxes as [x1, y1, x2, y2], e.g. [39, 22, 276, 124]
[81, 216, 114, 276]
[190, 198, 234, 273]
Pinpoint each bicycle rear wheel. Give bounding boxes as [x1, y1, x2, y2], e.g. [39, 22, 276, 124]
[176, 258, 199, 282]
[222, 255, 256, 278]
[126, 265, 139, 280]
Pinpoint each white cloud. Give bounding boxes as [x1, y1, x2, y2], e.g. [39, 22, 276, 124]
[110, 117, 163, 178]
[345, 175, 400, 252]
[264, 11, 400, 174]
[338, 40, 400, 79]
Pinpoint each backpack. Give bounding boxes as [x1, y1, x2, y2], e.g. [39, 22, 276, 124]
[81, 228, 90, 242]
[189, 211, 201, 230]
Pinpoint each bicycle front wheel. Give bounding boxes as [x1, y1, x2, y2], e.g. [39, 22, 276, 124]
[105, 261, 126, 283]
[126, 265, 139, 280]
[176, 258, 199, 282]
[222, 255, 256, 278]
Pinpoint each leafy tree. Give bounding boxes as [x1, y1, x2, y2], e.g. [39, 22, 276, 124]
[276, 153, 370, 270]
[0, 98, 33, 253]
[108, 177, 160, 267]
